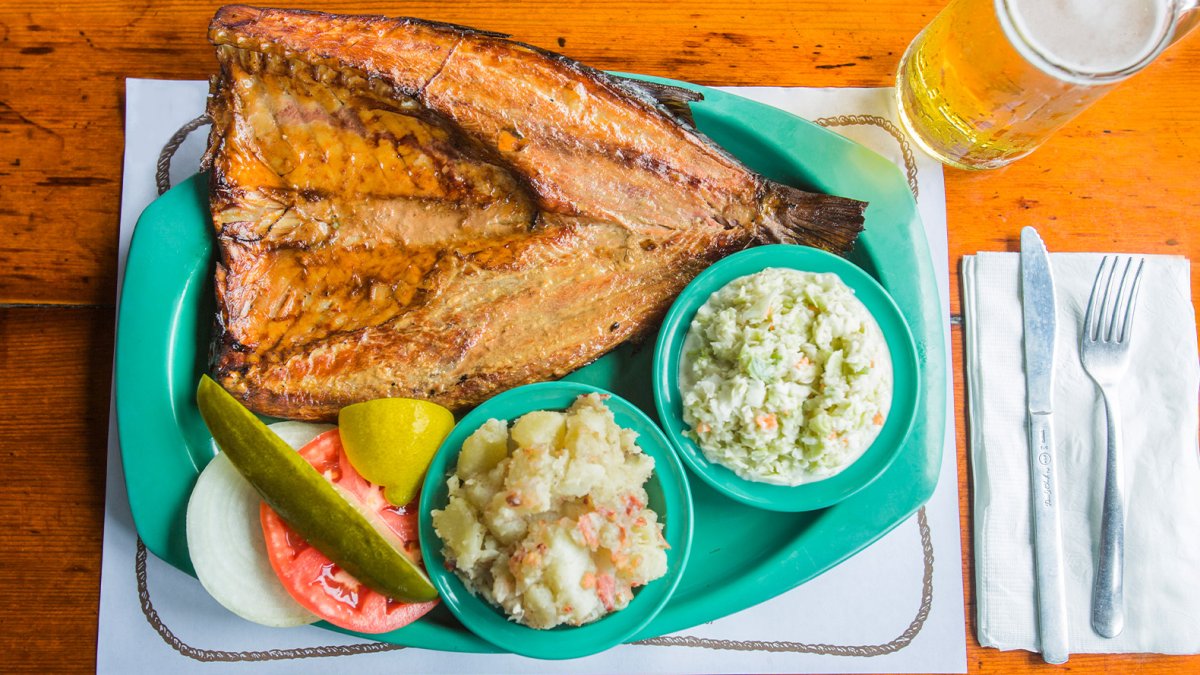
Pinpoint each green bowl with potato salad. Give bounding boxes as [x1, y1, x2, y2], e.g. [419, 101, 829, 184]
[653, 245, 919, 512]
[418, 381, 693, 660]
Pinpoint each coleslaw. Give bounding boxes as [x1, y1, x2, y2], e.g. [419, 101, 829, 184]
[680, 267, 892, 484]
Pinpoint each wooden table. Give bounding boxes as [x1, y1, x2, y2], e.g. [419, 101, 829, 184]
[1, 1, 1196, 672]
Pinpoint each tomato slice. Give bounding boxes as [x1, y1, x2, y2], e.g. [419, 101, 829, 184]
[260, 429, 438, 633]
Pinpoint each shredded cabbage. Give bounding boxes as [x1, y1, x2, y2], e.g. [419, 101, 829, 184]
[680, 268, 892, 485]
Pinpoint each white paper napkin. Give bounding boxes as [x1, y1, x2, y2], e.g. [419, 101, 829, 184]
[963, 252, 1200, 654]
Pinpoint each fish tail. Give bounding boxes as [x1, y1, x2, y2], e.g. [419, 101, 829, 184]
[757, 181, 867, 253]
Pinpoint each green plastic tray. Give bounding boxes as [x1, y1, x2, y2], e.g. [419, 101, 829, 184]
[115, 78, 945, 652]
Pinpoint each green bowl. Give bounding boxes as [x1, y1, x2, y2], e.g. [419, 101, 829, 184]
[418, 381, 693, 660]
[653, 244, 919, 512]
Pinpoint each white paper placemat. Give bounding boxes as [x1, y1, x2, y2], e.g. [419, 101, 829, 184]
[98, 79, 964, 674]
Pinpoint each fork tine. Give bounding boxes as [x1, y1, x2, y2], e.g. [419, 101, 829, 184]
[1116, 258, 1145, 343]
[1084, 257, 1111, 342]
[1106, 257, 1133, 342]
[1099, 256, 1123, 341]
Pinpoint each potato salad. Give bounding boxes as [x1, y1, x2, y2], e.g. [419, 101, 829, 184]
[432, 394, 668, 629]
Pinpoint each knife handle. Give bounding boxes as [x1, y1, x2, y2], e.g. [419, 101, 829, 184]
[1028, 411, 1070, 664]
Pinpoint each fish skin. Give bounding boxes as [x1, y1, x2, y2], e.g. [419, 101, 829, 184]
[204, 6, 867, 421]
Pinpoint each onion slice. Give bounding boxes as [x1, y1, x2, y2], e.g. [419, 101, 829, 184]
[185, 421, 332, 627]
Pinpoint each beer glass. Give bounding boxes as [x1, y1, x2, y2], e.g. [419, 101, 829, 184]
[896, 0, 1198, 170]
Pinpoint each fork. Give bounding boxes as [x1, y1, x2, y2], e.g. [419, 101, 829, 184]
[1080, 256, 1145, 639]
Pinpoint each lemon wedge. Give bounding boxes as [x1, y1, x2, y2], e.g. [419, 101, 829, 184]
[338, 398, 455, 506]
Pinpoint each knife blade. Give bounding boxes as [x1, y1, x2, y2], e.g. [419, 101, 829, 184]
[1020, 226, 1070, 664]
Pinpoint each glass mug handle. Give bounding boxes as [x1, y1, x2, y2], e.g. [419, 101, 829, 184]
[1174, 0, 1200, 44]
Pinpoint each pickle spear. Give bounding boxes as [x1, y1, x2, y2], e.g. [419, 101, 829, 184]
[196, 375, 437, 603]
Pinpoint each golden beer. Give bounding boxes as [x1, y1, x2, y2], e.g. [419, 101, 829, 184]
[896, 0, 1182, 170]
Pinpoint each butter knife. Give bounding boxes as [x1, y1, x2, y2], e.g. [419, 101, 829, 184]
[1020, 227, 1070, 664]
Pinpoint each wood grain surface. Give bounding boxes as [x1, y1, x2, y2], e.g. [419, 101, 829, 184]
[1, 1, 1197, 673]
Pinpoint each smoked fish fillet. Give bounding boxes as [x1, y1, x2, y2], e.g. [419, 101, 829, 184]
[203, 5, 867, 421]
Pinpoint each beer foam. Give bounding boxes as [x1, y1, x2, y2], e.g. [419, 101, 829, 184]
[1007, 0, 1172, 75]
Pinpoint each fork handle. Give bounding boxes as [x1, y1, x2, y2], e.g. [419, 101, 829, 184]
[1093, 388, 1125, 638]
